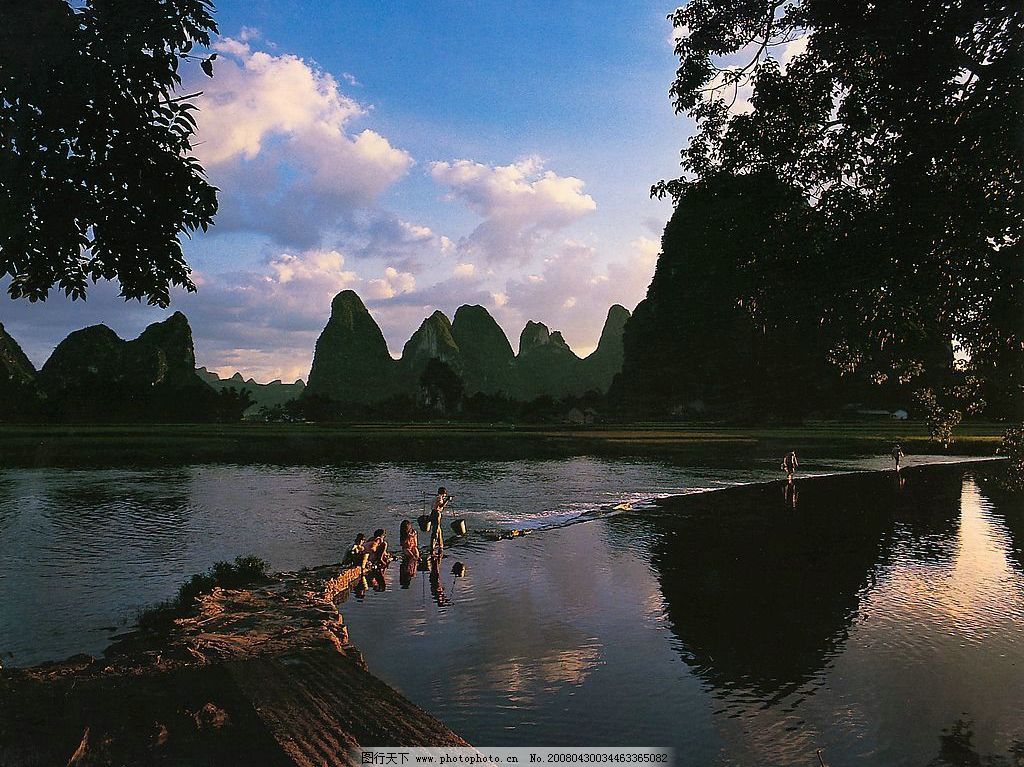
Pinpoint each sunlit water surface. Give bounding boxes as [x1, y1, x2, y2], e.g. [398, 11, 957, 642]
[0, 454, 1020, 765]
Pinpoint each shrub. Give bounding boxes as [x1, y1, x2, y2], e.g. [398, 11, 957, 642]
[137, 555, 270, 633]
[998, 425, 1024, 492]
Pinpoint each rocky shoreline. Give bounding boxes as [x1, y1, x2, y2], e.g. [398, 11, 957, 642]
[0, 562, 468, 766]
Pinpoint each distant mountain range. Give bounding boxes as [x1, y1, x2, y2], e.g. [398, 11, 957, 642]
[305, 290, 630, 405]
[1, 313, 226, 422]
[196, 369, 305, 414]
[0, 292, 630, 421]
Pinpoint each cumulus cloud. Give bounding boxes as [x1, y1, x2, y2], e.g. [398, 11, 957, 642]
[364, 267, 417, 300]
[429, 156, 596, 263]
[779, 35, 809, 69]
[499, 238, 658, 355]
[193, 38, 413, 248]
[349, 214, 447, 267]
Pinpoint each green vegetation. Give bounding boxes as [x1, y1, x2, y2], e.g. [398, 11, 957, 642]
[2, 0, 219, 305]
[997, 425, 1024, 491]
[0, 421, 1005, 468]
[0, 314, 252, 424]
[638, 0, 1021, 427]
[137, 555, 270, 632]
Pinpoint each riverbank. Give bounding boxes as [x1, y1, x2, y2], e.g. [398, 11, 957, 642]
[0, 563, 467, 766]
[0, 420, 1007, 466]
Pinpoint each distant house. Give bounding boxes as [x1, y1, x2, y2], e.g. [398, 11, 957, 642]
[563, 407, 599, 425]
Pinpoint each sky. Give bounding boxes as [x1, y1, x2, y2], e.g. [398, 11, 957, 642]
[3, 1, 693, 382]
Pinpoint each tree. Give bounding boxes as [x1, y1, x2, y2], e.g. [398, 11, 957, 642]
[657, 0, 1023, 419]
[0, 0, 219, 307]
[214, 386, 254, 423]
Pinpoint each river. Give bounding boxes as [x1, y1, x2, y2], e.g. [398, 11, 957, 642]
[0, 453, 1020, 765]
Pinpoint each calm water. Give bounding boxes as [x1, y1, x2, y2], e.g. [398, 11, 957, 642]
[0, 454, 1021, 765]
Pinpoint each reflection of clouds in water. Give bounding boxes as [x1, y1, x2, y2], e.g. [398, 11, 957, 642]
[449, 641, 603, 705]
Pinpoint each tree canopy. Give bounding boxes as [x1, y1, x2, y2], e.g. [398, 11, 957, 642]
[0, 0, 218, 306]
[656, 0, 1023, 418]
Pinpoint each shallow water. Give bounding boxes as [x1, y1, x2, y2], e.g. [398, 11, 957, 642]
[0, 454, 1020, 765]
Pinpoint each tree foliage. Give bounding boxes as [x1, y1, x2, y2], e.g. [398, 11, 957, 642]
[657, 0, 1023, 418]
[0, 0, 219, 306]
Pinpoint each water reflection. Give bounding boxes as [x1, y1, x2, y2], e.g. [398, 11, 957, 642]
[975, 476, 1024, 574]
[626, 473, 894, 698]
[592, 469, 1024, 765]
[927, 719, 1024, 767]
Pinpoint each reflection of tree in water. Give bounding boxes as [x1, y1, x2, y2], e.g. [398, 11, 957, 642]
[890, 470, 966, 564]
[926, 719, 1024, 767]
[975, 475, 1024, 574]
[617, 469, 974, 699]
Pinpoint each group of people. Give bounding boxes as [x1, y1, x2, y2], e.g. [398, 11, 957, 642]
[343, 486, 454, 572]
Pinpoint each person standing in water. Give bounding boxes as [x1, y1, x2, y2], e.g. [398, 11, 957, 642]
[430, 486, 452, 554]
[891, 442, 905, 472]
[782, 451, 799, 481]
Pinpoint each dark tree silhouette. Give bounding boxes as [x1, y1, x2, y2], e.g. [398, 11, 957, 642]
[656, 0, 1023, 420]
[0, 0, 219, 306]
[214, 386, 254, 423]
[419, 359, 465, 415]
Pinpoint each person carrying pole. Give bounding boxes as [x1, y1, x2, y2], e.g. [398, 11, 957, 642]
[430, 486, 452, 555]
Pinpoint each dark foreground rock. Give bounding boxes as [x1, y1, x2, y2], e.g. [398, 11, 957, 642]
[0, 564, 467, 766]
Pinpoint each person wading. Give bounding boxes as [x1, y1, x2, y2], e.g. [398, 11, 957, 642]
[430, 486, 452, 555]
[782, 451, 799, 482]
[891, 442, 905, 472]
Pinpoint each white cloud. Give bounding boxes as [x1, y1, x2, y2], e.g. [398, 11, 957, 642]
[779, 35, 809, 70]
[365, 267, 416, 300]
[429, 156, 596, 262]
[1, 229, 662, 381]
[629, 236, 660, 267]
[499, 238, 657, 354]
[193, 38, 413, 248]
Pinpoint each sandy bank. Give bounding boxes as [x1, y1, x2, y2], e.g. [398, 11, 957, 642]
[0, 563, 467, 766]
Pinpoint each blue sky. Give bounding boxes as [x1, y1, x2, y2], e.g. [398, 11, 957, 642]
[3, 2, 690, 381]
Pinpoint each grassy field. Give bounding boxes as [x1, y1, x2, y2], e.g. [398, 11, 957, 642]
[0, 420, 1008, 467]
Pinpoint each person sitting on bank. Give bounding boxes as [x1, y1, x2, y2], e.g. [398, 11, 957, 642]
[365, 528, 392, 568]
[400, 519, 419, 560]
[782, 451, 799, 481]
[343, 533, 368, 567]
[430, 486, 452, 554]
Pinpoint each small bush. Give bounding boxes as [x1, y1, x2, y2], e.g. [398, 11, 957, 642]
[137, 555, 270, 633]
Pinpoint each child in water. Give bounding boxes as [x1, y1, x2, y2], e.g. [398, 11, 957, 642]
[400, 519, 419, 559]
[430, 486, 452, 554]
